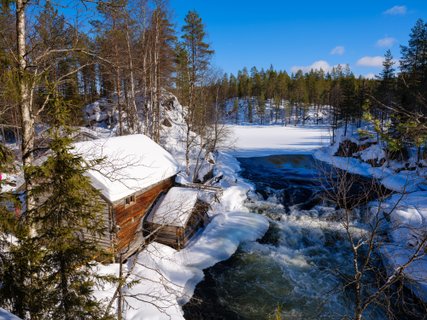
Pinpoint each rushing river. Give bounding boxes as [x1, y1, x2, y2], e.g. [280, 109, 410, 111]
[183, 154, 388, 320]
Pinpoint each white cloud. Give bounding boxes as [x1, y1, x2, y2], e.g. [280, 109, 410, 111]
[376, 37, 397, 47]
[291, 60, 333, 73]
[330, 46, 345, 55]
[363, 73, 377, 80]
[357, 56, 384, 67]
[384, 5, 407, 15]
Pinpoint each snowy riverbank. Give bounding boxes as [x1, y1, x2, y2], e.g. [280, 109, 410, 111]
[313, 128, 427, 303]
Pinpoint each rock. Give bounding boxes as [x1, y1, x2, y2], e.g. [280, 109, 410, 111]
[161, 118, 172, 127]
[335, 140, 359, 157]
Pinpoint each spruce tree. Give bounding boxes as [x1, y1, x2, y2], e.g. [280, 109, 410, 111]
[29, 96, 112, 319]
[0, 95, 114, 319]
[0, 144, 47, 319]
[376, 50, 396, 124]
[378, 50, 396, 104]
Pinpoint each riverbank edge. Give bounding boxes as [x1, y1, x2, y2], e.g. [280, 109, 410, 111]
[313, 144, 427, 303]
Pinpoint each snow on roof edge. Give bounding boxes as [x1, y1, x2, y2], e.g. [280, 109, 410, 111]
[73, 134, 180, 203]
[147, 187, 199, 227]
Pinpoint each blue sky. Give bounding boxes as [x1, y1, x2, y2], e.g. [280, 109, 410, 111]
[170, 0, 427, 78]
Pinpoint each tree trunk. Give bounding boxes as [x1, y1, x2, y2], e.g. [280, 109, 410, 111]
[17, 0, 35, 213]
[115, 68, 124, 136]
[153, 14, 161, 143]
[125, 28, 139, 133]
[344, 116, 348, 137]
[117, 254, 123, 320]
[114, 40, 124, 136]
[185, 122, 191, 176]
[60, 256, 70, 319]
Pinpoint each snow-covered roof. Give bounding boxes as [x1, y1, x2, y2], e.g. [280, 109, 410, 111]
[147, 187, 199, 227]
[73, 134, 179, 203]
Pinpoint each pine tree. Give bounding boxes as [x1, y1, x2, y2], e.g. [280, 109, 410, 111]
[181, 10, 214, 95]
[180, 10, 214, 175]
[340, 71, 357, 136]
[228, 74, 238, 99]
[257, 93, 266, 124]
[400, 19, 427, 112]
[247, 99, 253, 123]
[175, 42, 191, 106]
[233, 98, 239, 124]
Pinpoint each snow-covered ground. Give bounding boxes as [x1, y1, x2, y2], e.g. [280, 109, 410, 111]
[377, 191, 427, 302]
[226, 125, 331, 157]
[314, 136, 427, 193]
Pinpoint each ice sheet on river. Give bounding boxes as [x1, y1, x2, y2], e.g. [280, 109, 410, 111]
[227, 125, 330, 157]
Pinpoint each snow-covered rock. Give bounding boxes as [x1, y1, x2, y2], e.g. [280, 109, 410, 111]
[318, 124, 427, 302]
[358, 144, 386, 163]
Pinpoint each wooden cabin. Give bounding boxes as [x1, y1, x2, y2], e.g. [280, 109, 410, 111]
[144, 187, 209, 250]
[73, 134, 180, 261]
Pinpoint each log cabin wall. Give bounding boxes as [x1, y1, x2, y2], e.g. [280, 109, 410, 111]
[77, 197, 116, 263]
[145, 199, 209, 250]
[113, 176, 175, 255]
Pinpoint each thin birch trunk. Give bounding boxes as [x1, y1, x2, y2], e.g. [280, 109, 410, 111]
[17, 0, 35, 213]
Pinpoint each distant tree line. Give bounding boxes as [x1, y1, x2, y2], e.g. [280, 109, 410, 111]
[216, 18, 427, 147]
[216, 64, 374, 131]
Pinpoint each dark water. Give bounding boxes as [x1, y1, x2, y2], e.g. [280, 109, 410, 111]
[183, 155, 387, 320]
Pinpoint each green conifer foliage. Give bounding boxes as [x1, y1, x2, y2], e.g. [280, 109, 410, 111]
[0, 95, 114, 319]
[400, 19, 427, 112]
[29, 96, 111, 319]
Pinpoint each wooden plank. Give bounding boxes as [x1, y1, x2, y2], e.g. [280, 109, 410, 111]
[113, 177, 175, 254]
[143, 199, 210, 250]
[115, 178, 174, 224]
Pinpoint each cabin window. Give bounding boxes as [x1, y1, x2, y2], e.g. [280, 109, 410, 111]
[125, 195, 136, 206]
